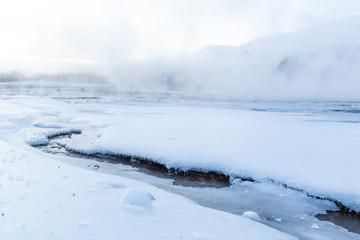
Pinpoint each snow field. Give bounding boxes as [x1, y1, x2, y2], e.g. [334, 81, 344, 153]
[57, 103, 360, 212]
[1, 95, 360, 239]
[0, 139, 295, 240]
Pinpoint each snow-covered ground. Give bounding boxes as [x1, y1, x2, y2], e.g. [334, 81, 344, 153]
[1, 83, 360, 239]
[2, 141, 302, 240]
[0, 95, 302, 239]
[54, 100, 360, 212]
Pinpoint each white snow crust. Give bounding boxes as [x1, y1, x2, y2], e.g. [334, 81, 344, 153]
[0, 97, 298, 239]
[55, 102, 360, 212]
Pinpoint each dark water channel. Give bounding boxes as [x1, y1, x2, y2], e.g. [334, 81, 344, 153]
[35, 133, 231, 188]
[32, 133, 360, 239]
[317, 211, 360, 234]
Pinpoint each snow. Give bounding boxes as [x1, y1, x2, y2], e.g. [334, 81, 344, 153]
[242, 211, 262, 222]
[52, 103, 360, 212]
[0, 84, 360, 239]
[2, 15, 360, 239]
[122, 189, 155, 210]
[0, 100, 297, 240]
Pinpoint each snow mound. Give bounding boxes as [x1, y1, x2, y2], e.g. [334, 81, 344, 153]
[242, 211, 262, 222]
[122, 189, 155, 210]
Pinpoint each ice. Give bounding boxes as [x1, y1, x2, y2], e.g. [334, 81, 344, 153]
[96, 181, 124, 189]
[88, 164, 100, 170]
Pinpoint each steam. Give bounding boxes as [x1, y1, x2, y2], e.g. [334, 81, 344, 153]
[1, 0, 360, 61]
[106, 15, 360, 100]
[1, 1, 360, 100]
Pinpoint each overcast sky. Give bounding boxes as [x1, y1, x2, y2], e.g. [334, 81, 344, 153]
[1, 0, 360, 64]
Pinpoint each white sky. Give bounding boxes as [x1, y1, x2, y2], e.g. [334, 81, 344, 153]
[1, 0, 360, 63]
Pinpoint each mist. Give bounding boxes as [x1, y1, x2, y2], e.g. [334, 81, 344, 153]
[1, 1, 360, 100]
[96, 15, 360, 100]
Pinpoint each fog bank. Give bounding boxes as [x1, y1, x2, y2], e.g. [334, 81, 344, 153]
[1, 16, 360, 101]
[106, 15, 360, 100]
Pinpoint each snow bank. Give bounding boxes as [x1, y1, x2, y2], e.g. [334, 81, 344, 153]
[2, 89, 360, 238]
[0, 135, 296, 239]
[3, 95, 360, 212]
[57, 103, 360, 212]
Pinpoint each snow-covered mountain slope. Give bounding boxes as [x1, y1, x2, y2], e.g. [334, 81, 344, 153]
[113, 15, 360, 100]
